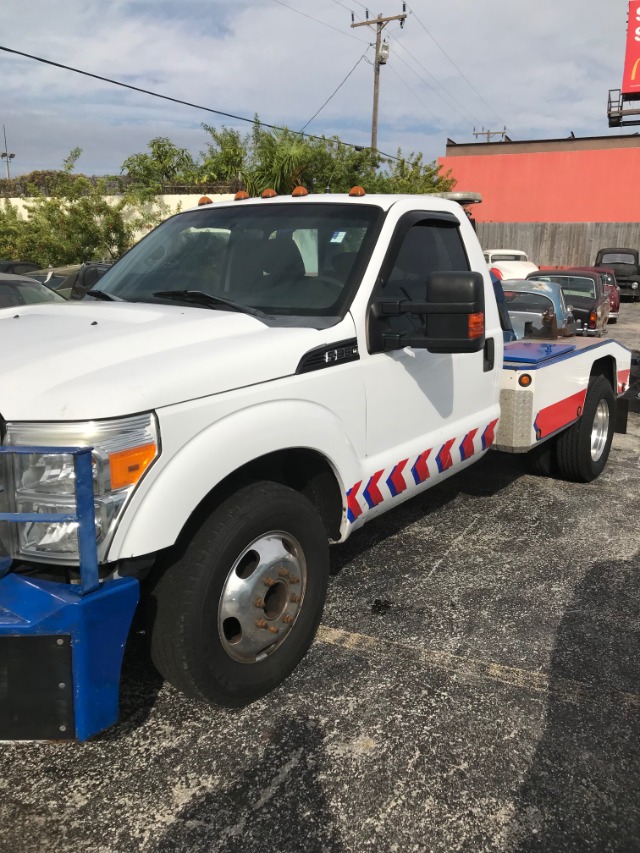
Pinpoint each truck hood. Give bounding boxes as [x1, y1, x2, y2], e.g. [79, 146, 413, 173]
[0, 302, 348, 421]
[491, 261, 539, 278]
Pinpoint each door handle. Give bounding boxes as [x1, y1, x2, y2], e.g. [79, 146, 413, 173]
[483, 338, 495, 372]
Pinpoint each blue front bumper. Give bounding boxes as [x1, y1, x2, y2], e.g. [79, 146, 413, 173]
[0, 446, 139, 741]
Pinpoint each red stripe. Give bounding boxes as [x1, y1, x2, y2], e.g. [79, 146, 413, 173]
[535, 390, 587, 439]
[618, 368, 631, 394]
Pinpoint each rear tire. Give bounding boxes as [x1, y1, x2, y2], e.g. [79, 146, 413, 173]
[556, 376, 615, 482]
[147, 481, 330, 707]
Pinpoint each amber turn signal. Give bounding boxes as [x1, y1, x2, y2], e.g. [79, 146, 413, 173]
[109, 443, 157, 490]
[518, 374, 532, 387]
[467, 311, 484, 339]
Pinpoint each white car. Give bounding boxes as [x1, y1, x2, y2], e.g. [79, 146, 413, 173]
[484, 249, 538, 280]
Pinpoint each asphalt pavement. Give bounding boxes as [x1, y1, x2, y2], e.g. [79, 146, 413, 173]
[1, 304, 639, 853]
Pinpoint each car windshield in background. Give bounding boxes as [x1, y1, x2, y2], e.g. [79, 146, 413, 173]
[600, 253, 636, 264]
[96, 204, 382, 326]
[502, 291, 555, 313]
[0, 278, 65, 308]
[529, 275, 596, 299]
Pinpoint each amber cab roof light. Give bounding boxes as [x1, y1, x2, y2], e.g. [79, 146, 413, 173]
[261, 188, 277, 198]
[197, 196, 212, 206]
[349, 186, 366, 197]
[292, 186, 309, 197]
[234, 191, 250, 201]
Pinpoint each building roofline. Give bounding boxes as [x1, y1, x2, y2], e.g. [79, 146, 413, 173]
[444, 132, 640, 156]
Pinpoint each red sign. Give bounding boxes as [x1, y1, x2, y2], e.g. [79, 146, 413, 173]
[622, 1, 640, 94]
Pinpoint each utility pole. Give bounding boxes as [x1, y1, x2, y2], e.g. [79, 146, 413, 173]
[352, 8, 407, 153]
[472, 126, 508, 143]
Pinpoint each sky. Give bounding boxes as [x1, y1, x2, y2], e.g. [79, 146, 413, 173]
[0, 0, 633, 178]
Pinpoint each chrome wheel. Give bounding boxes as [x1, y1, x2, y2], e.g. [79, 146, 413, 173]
[218, 531, 307, 663]
[590, 399, 610, 461]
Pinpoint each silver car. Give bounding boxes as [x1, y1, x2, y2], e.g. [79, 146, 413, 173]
[500, 279, 579, 340]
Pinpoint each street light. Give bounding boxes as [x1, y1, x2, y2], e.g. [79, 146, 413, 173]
[2, 125, 15, 180]
[1, 152, 15, 180]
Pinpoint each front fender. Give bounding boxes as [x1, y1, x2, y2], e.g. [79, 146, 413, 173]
[108, 400, 364, 560]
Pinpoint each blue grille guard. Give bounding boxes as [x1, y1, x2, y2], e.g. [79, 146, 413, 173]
[0, 445, 98, 593]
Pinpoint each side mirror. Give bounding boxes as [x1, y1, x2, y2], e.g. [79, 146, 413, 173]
[371, 271, 485, 354]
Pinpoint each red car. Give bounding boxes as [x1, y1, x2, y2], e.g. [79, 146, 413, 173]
[568, 266, 620, 323]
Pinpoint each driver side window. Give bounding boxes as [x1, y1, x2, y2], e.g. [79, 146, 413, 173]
[375, 219, 470, 345]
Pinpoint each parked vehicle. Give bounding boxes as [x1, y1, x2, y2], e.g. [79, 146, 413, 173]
[0, 190, 631, 740]
[526, 269, 610, 335]
[500, 279, 579, 339]
[567, 266, 621, 323]
[29, 262, 113, 299]
[483, 249, 538, 280]
[0, 260, 40, 276]
[593, 248, 640, 302]
[0, 272, 66, 310]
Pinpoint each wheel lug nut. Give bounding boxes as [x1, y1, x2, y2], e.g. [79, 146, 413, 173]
[290, 594, 301, 603]
[278, 568, 289, 578]
[263, 577, 276, 587]
[268, 626, 280, 634]
[282, 614, 294, 624]
[289, 576, 300, 585]
[254, 598, 265, 608]
[256, 619, 268, 629]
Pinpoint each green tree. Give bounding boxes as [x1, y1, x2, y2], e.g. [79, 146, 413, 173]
[0, 149, 151, 267]
[121, 137, 198, 193]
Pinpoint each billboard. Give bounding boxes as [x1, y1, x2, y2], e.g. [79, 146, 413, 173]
[622, 1, 640, 94]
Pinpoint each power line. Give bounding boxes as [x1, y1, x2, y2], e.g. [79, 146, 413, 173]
[0, 43, 401, 160]
[299, 51, 370, 133]
[406, 4, 504, 125]
[270, 0, 369, 43]
[385, 62, 443, 130]
[388, 34, 480, 126]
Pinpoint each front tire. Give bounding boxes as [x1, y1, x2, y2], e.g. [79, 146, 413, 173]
[556, 376, 615, 482]
[147, 481, 330, 707]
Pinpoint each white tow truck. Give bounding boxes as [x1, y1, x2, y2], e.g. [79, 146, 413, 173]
[0, 188, 631, 740]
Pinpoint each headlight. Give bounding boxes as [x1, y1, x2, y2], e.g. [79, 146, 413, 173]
[2, 413, 159, 564]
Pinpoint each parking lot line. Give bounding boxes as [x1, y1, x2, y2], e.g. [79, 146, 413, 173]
[317, 625, 640, 711]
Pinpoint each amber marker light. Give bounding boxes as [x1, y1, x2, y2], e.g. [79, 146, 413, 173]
[109, 443, 157, 490]
[467, 311, 484, 339]
[261, 188, 277, 198]
[518, 374, 532, 388]
[292, 186, 309, 197]
[234, 191, 250, 201]
[349, 186, 366, 197]
[589, 310, 597, 329]
[197, 196, 212, 206]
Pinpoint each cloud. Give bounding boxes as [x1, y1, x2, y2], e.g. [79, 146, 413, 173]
[0, 0, 632, 176]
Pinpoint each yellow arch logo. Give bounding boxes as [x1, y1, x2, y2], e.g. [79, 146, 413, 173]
[633, 57, 640, 80]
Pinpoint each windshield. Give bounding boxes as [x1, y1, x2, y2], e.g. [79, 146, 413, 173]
[489, 252, 527, 262]
[529, 275, 596, 300]
[0, 279, 64, 308]
[600, 252, 635, 265]
[95, 203, 382, 327]
[502, 291, 555, 314]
